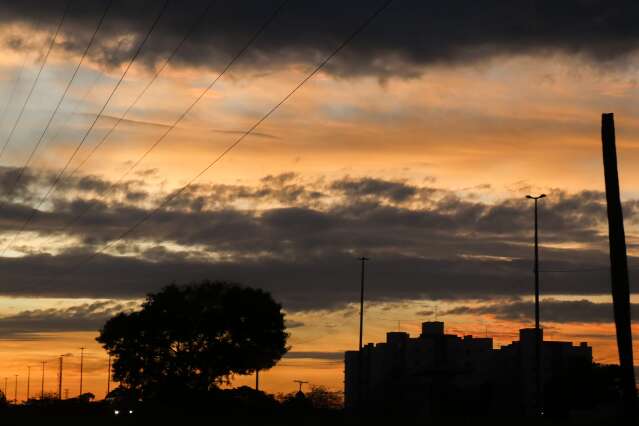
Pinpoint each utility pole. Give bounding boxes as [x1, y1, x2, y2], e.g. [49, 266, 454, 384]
[3, 377, 7, 397]
[293, 380, 308, 393]
[40, 361, 46, 399]
[525, 194, 545, 331]
[357, 256, 369, 410]
[57, 353, 71, 400]
[255, 369, 259, 392]
[26, 366, 30, 401]
[106, 354, 111, 397]
[13, 375, 17, 404]
[58, 356, 63, 399]
[526, 193, 545, 416]
[601, 113, 636, 420]
[79, 347, 85, 396]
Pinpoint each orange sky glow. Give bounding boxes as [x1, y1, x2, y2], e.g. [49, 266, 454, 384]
[1, 7, 639, 401]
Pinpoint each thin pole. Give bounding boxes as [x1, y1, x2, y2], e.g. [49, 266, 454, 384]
[58, 356, 63, 400]
[3, 377, 7, 398]
[26, 366, 30, 401]
[106, 354, 111, 397]
[40, 361, 46, 399]
[526, 193, 545, 416]
[13, 375, 17, 404]
[255, 370, 259, 392]
[357, 256, 369, 409]
[293, 380, 308, 393]
[534, 198, 542, 415]
[601, 112, 636, 419]
[79, 347, 85, 396]
[534, 199, 540, 330]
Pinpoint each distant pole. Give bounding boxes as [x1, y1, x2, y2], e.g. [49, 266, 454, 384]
[58, 356, 63, 400]
[40, 361, 46, 399]
[601, 113, 636, 419]
[13, 375, 17, 404]
[526, 193, 546, 415]
[3, 377, 6, 397]
[255, 369, 259, 392]
[79, 347, 85, 396]
[293, 380, 308, 393]
[106, 354, 111, 397]
[357, 256, 369, 409]
[358, 256, 369, 352]
[26, 366, 31, 401]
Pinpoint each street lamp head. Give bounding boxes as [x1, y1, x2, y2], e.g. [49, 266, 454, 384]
[526, 194, 547, 200]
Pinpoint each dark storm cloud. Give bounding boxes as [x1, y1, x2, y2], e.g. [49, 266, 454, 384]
[0, 172, 635, 312]
[0, 300, 138, 338]
[444, 299, 639, 324]
[0, 249, 630, 312]
[0, 167, 147, 202]
[284, 351, 343, 361]
[330, 177, 420, 203]
[0, 175, 613, 255]
[2, 1, 639, 79]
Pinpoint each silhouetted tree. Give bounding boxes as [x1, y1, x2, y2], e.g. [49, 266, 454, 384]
[96, 281, 288, 399]
[278, 390, 313, 412]
[305, 386, 343, 410]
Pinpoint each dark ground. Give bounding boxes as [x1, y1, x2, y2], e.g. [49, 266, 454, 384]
[0, 413, 632, 426]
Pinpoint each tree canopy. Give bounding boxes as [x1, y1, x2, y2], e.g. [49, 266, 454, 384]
[96, 281, 288, 397]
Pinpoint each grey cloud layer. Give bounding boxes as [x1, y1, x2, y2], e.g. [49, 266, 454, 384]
[445, 298, 638, 324]
[0, 169, 635, 312]
[0, 300, 138, 338]
[2, 1, 639, 78]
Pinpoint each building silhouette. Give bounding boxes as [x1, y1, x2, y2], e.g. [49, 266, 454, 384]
[344, 321, 592, 416]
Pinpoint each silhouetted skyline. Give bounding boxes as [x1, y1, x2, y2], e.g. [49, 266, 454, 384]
[0, 0, 639, 405]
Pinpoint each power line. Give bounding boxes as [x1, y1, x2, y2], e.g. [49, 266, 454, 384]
[69, 0, 291, 181]
[45, 0, 395, 286]
[68, 0, 219, 177]
[27, 0, 290, 246]
[9, 0, 218, 247]
[28, 36, 130, 169]
[7, 0, 115, 192]
[52, 0, 171, 178]
[56, 0, 169, 181]
[0, 18, 39, 137]
[0, 0, 72, 163]
[0, 0, 170, 255]
[35, 38, 125, 157]
[0, 61, 28, 133]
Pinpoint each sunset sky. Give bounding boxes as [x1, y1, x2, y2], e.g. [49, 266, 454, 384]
[1, 0, 639, 400]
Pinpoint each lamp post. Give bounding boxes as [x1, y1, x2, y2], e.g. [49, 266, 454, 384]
[58, 353, 72, 400]
[79, 347, 85, 396]
[526, 193, 545, 415]
[357, 256, 369, 410]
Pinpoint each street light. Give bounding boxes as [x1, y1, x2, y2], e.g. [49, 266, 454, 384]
[357, 256, 369, 410]
[525, 193, 545, 416]
[58, 353, 72, 400]
[525, 194, 545, 330]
